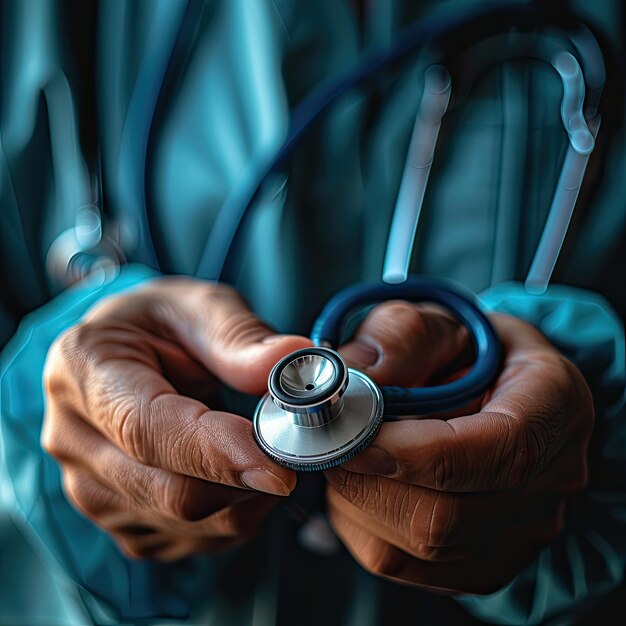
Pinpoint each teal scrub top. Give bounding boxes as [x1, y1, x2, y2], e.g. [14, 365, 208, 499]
[1, 1, 625, 625]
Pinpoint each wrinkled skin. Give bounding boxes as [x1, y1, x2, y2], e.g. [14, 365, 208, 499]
[42, 279, 594, 593]
[43, 278, 310, 559]
[330, 302, 594, 594]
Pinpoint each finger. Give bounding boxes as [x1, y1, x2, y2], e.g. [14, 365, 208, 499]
[341, 316, 593, 491]
[165, 494, 278, 540]
[83, 279, 313, 395]
[326, 485, 468, 561]
[128, 536, 246, 562]
[63, 471, 164, 536]
[327, 505, 496, 595]
[329, 503, 564, 595]
[107, 521, 174, 560]
[341, 413, 556, 493]
[342, 426, 588, 493]
[325, 468, 563, 549]
[62, 468, 126, 521]
[44, 352, 296, 495]
[63, 460, 277, 544]
[338, 301, 470, 387]
[128, 490, 278, 540]
[110, 525, 247, 560]
[47, 410, 260, 520]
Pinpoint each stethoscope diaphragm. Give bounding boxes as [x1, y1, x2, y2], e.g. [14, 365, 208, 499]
[253, 347, 384, 471]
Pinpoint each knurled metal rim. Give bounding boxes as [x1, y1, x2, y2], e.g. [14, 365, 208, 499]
[253, 369, 385, 472]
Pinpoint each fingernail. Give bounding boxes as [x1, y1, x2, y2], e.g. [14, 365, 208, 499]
[343, 340, 380, 368]
[241, 469, 291, 496]
[342, 445, 398, 475]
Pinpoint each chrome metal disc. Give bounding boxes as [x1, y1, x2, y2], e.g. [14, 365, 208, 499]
[253, 348, 384, 471]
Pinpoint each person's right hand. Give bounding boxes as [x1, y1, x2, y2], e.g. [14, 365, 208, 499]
[42, 278, 311, 560]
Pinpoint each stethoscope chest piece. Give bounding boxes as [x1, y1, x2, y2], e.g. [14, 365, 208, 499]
[253, 347, 384, 471]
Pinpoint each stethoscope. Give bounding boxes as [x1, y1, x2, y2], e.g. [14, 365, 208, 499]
[252, 277, 501, 470]
[249, 5, 605, 471]
[44, 3, 605, 471]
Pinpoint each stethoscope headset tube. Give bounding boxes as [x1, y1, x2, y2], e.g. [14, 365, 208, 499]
[195, 2, 608, 283]
[311, 276, 501, 416]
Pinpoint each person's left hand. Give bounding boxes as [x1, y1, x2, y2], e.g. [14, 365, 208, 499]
[326, 302, 594, 594]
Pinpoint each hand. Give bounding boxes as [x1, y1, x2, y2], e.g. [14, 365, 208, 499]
[42, 278, 311, 560]
[326, 302, 594, 594]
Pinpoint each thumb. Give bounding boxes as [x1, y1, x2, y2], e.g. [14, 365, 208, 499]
[159, 280, 312, 395]
[338, 301, 470, 387]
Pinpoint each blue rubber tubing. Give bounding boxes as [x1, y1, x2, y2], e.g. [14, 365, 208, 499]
[311, 276, 502, 416]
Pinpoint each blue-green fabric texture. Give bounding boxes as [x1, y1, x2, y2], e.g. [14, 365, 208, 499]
[1, 1, 625, 624]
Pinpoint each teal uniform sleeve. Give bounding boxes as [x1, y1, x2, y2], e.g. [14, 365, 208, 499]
[0, 266, 216, 622]
[457, 282, 626, 625]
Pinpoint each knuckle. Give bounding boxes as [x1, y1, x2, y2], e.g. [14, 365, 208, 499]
[492, 415, 529, 488]
[175, 281, 263, 348]
[333, 471, 368, 508]
[216, 309, 266, 348]
[122, 463, 158, 510]
[373, 301, 427, 344]
[41, 411, 63, 459]
[385, 484, 429, 548]
[62, 472, 101, 518]
[431, 450, 455, 491]
[426, 493, 458, 547]
[134, 286, 191, 339]
[488, 411, 554, 489]
[178, 420, 222, 484]
[198, 454, 221, 485]
[114, 387, 201, 469]
[113, 396, 146, 462]
[387, 489, 407, 529]
[489, 353, 596, 491]
[43, 324, 87, 397]
[161, 475, 202, 522]
[515, 407, 564, 486]
[57, 323, 92, 364]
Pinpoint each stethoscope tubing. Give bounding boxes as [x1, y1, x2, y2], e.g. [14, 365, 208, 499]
[195, 1, 593, 282]
[311, 276, 502, 416]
